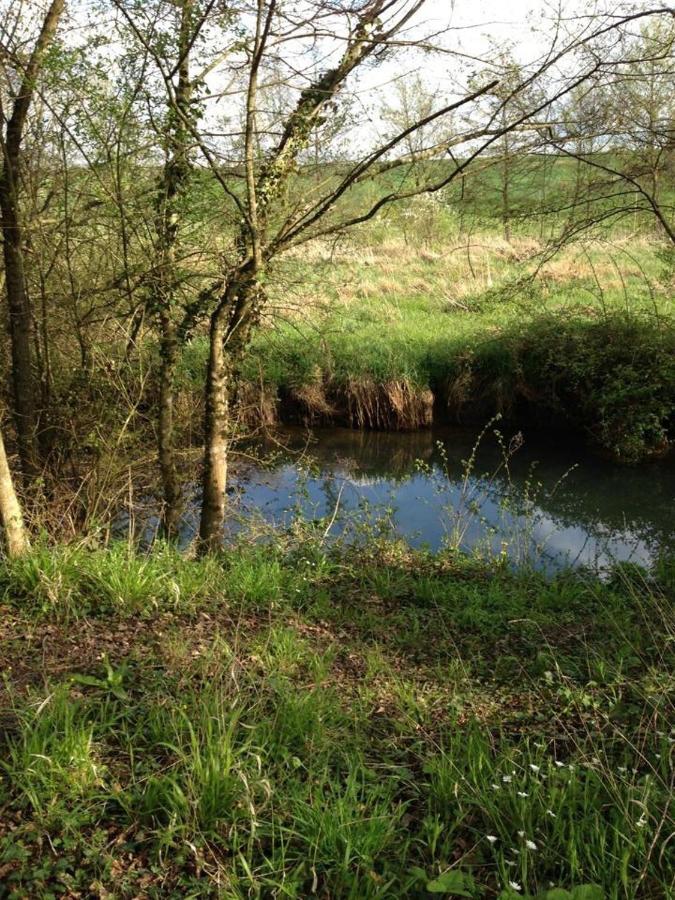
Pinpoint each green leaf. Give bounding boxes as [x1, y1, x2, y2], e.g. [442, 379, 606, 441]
[542, 891, 572, 900]
[426, 870, 474, 895]
[409, 866, 428, 884]
[69, 674, 105, 689]
[571, 887, 604, 900]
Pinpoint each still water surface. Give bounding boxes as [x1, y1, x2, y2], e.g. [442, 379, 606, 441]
[158, 425, 674, 572]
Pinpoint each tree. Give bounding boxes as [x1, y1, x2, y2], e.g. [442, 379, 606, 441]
[0, 414, 29, 556]
[0, 0, 66, 475]
[147, 0, 197, 537]
[545, 17, 675, 244]
[111, 0, 240, 537]
[195, 0, 498, 550]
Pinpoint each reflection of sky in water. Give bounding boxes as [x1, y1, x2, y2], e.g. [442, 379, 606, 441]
[116, 426, 674, 573]
[222, 462, 659, 572]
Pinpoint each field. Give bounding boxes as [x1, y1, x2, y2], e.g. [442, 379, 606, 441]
[0, 537, 673, 898]
[174, 219, 674, 464]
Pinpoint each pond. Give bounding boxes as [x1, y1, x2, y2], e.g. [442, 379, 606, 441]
[123, 424, 674, 572]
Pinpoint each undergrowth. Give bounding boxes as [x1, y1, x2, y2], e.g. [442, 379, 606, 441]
[0, 537, 672, 898]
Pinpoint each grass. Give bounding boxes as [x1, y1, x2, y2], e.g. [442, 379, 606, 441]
[174, 230, 674, 462]
[0, 535, 672, 898]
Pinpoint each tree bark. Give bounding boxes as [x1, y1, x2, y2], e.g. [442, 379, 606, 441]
[153, 0, 194, 537]
[197, 271, 260, 553]
[0, 186, 38, 474]
[0, 422, 29, 557]
[198, 308, 230, 553]
[0, 0, 66, 476]
[158, 315, 181, 536]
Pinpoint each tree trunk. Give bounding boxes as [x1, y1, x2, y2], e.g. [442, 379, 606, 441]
[0, 423, 29, 557]
[158, 316, 181, 537]
[198, 309, 230, 553]
[152, 0, 194, 537]
[0, 185, 38, 474]
[197, 271, 260, 553]
[0, 0, 66, 477]
[501, 134, 511, 244]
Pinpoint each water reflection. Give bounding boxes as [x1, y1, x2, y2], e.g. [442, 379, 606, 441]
[123, 426, 675, 572]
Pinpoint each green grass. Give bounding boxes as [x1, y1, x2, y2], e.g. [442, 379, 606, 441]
[0, 537, 672, 897]
[174, 231, 674, 462]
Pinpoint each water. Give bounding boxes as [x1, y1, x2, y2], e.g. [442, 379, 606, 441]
[125, 425, 675, 572]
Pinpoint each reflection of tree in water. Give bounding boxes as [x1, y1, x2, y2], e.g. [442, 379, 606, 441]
[255, 426, 675, 554]
[277, 427, 439, 482]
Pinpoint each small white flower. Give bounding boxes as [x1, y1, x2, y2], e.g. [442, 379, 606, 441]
[487, 835, 498, 843]
[492, 783, 501, 791]
[506, 859, 517, 866]
[529, 764, 541, 773]
[517, 791, 529, 797]
[509, 882, 522, 892]
[502, 775, 512, 783]
[518, 830, 525, 837]
[618, 766, 627, 773]
[546, 809, 557, 817]
[554, 760, 564, 768]
[525, 839, 538, 851]
[637, 815, 647, 828]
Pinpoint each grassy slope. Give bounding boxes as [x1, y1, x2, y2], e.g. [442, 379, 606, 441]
[176, 230, 674, 461]
[0, 538, 672, 898]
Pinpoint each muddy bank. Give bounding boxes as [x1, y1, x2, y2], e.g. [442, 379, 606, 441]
[232, 373, 670, 464]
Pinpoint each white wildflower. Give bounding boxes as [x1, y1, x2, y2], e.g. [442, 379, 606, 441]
[517, 791, 529, 797]
[487, 835, 498, 843]
[518, 830, 525, 838]
[546, 809, 557, 818]
[529, 764, 541, 773]
[554, 760, 564, 768]
[509, 881, 522, 892]
[502, 775, 512, 783]
[525, 839, 538, 851]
